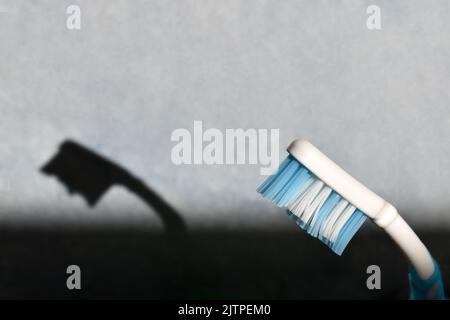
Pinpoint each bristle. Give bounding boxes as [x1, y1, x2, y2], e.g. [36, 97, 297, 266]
[257, 155, 366, 255]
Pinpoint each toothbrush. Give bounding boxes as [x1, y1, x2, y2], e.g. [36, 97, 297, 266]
[257, 138, 445, 300]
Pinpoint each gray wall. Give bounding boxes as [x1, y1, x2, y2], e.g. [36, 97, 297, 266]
[1, 0, 450, 229]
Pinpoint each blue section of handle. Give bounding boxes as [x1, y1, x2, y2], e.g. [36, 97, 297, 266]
[409, 258, 445, 300]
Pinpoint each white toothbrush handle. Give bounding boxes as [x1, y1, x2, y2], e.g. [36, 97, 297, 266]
[380, 209, 434, 280]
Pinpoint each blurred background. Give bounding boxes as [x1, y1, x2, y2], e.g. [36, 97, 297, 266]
[0, 0, 449, 299]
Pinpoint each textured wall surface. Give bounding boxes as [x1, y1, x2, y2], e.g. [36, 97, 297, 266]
[1, 1, 450, 229]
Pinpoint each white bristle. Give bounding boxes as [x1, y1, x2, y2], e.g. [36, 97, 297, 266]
[302, 185, 332, 225]
[321, 199, 348, 240]
[289, 179, 323, 219]
[308, 186, 332, 227]
[329, 204, 355, 243]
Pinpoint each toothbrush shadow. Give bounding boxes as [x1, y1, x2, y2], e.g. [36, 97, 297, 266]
[40, 140, 186, 233]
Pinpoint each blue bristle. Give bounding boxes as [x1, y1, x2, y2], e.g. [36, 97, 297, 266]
[271, 160, 302, 206]
[276, 167, 311, 207]
[256, 156, 291, 194]
[332, 210, 367, 255]
[259, 157, 299, 203]
[257, 154, 366, 255]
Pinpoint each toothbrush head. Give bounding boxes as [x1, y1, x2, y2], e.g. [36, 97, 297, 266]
[257, 139, 375, 255]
